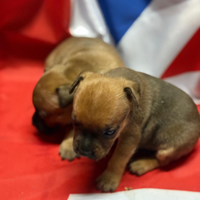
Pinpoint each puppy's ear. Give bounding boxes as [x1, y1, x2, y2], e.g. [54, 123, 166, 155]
[56, 84, 74, 108]
[124, 81, 140, 109]
[69, 71, 94, 94]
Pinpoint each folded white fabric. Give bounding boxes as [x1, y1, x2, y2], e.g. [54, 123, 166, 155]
[68, 188, 200, 200]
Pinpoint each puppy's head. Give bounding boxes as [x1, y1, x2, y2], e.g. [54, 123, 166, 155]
[69, 72, 140, 160]
[32, 69, 75, 134]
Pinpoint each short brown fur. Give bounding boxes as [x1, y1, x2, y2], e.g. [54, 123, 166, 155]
[32, 37, 125, 160]
[70, 68, 200, 192]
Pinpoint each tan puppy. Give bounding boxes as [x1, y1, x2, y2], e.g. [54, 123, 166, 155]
[66, 68, 200, 192]
[32, 37, 125, 160]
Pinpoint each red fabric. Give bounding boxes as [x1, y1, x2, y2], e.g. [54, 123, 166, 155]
[1, 1, 200, 200]
[0, 0, 70, 61]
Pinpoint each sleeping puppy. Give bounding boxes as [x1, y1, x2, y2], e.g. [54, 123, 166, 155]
[67, 68, 200, 192]
[32, 37, 125, 160]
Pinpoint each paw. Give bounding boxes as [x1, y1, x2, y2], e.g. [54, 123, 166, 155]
[96, 170, 121, 192]
[59, 139, 79, 161]
[129, 159, 158, 176]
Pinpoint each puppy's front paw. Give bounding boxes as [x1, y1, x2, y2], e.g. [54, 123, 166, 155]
[59, 139, 79, 161]
[96, 170, 121, 192]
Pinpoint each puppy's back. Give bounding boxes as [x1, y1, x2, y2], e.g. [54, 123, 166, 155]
[45, 37, 125, 71]
[105, 68, 200, 124]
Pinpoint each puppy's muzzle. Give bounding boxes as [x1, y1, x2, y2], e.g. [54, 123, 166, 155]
[74, 140, 96, 159]
[32, 112, 58, 134]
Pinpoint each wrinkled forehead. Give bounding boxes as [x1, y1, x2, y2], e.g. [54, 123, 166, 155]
[73, 78, 128, 128]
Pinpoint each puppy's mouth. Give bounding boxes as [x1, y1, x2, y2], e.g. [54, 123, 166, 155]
[74, 147, 104, 161]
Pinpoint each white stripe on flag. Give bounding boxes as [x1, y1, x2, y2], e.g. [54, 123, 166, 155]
[68, 188, 200, 200]
[164, 71, 200, 104]
[69, 0, 114, 45]
[117, 0, 200, 77]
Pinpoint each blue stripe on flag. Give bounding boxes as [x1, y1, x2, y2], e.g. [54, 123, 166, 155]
[98, 0, 152, 44]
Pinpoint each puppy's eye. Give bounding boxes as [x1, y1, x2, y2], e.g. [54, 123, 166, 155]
[103, 129, 116, 136]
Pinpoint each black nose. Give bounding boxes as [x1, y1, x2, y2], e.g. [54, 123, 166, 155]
[79, 148, 93, 157]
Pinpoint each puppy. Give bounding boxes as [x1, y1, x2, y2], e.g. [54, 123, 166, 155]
[32, 37, 125, 160]
[66, 68, 200, 192]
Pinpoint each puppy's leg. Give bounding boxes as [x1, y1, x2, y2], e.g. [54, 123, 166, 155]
[129, 123, 200, 175]
[129, 156, 159, 176]
[129, 147, 193, 176]
[96, 125, 141, 192]
[129, 148, 175, 176]
[59, 129, 78, 161]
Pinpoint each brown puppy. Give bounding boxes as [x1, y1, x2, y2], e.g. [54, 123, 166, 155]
[67, 68, 200, 192]
[32, 37, 125, 160]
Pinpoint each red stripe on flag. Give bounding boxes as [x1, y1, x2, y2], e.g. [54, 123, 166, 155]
[161, 29, 200, 79]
